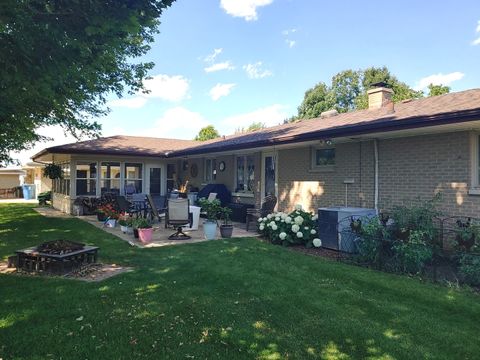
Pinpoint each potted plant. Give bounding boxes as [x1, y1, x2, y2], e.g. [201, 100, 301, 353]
[43, 163, 63, 179]
[132, 218, 140, 239]
[126, 217, 134, 234]
[136, 218, 153, 243]
[219, 206, 233, 238]
[96, 208, 107, 222]
[198, 198, 221, 240]
[98, 204, 118, 227]
[118, 213, 129, 233]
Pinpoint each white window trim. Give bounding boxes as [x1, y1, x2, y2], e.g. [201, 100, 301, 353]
[75, 161, 98, 197]
[469, 132, 480, 195]
[234, 154, 255, 194]
[204, 158, 216, 182]
[124, 162, 144, 193]
[310, 146, 336, 172]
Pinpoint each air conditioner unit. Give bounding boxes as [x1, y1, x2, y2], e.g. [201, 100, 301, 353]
[317, 207, 377, 252]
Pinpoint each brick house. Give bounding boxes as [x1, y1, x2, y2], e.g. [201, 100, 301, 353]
[33, 86, 480, 217]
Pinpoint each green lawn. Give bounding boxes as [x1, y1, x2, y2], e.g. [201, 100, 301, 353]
[0, 204, 479, 360]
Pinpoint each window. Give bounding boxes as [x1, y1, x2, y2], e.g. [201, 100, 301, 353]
[469, 133, 480, 193]
[52, 163, 70, 195]
[312, 147, 335, 169]
[100, 162, 120, 195]
[76, 162, 97, 196]
[204, 159, 216, 182]
[124, 163, 142, 194]
[236, 155, 255, 192]
[167, 164, 176, 192]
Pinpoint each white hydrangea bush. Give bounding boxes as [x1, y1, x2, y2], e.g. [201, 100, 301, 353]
[258, 204, 321, 247]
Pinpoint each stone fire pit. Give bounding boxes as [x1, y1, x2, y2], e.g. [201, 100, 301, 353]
[14, 240, 99, 274]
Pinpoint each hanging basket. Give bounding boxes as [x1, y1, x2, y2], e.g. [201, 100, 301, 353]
[43, 164, 64, 179]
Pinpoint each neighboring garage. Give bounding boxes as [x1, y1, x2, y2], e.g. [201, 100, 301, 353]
[0, 169, 25, 198]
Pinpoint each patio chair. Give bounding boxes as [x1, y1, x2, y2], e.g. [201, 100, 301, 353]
[115, 195, 139, 217]
[124, 184, 136, 198]
[165, 198, 192, 240]
[145, 194, 167, 223]
[207, 192, 217, 202]
[246, 195, 277, 231]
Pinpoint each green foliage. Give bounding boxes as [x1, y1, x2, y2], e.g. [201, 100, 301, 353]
[258, 205, 319, 247]
[428, 83, 450, 97]
[357, 197, 439, 274]
[219, 206, 232, 226]
[43, 163, 63, 179]
[133, 217, 151, 229]
[295, 66, 424, 120]
[458, 253, 480, 286]
[235, 122, 266, 134]
[37, 190, 51, 205]
[198, 198, 221, 222]
[0, 0, 174, 165]
[194, 125, 220, 141]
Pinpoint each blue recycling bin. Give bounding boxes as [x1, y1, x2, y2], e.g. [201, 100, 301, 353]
[22, 184, 35, 200]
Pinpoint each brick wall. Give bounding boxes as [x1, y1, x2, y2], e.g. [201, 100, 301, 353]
[277, 131, 480, 217]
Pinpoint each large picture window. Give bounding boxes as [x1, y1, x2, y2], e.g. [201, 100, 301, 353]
[101, 162, 120, 195]
[236, 155, 255, 192]
[204, 159, 216, 182]
[124, 163, 142, 194]
[76, 162, 97, 196]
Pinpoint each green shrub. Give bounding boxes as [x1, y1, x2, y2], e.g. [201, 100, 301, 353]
[458, 253, 480, 286]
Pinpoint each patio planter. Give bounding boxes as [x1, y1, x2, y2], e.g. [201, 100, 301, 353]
[133, 228, 139, 239]
[120, 225, 129, 233]
[203, 220, 217, 240]
[220, 225, 233, 238]
[126, 226, 134, 235]
[138, 228, 153, 243]
[97, 212, 107, 222]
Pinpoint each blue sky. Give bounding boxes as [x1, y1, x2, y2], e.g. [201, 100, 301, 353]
[15, 0, 480, 164]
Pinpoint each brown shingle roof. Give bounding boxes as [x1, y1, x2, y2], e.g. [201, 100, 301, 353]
[33, 89, 480, 160]
[35, 136, 199, 158]
[176, 88, 480, 155]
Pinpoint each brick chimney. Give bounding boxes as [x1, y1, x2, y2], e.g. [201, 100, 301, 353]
[367, 82, 393, 110]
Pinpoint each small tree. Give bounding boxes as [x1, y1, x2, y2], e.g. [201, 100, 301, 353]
[194, 125, 220, 141]
[428, 83, 450, 97]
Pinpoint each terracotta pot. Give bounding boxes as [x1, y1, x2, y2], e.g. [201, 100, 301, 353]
[138, 227, 153, 243]
[97, 213, 107, 222]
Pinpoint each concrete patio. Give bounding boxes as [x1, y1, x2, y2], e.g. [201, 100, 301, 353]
[34, 207, 259, 248]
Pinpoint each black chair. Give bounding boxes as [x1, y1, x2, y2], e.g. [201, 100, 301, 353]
[246, 195, 277, 231]
[145, 194, 167, 223]
[165, 198, 192, 240]
[115, 196, 139, 217]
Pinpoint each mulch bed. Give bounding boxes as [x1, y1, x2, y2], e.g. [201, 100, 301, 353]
[0, 262, 133, 282]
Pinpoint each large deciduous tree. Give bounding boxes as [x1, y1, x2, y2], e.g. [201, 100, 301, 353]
[295, 66, 424, 120]
[194, 125, 220, 141]
[0, 0, 174, 165]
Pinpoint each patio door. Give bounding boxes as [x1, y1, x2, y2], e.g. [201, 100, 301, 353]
[146, 164, 165, 195]
[261, 152, 278, 202]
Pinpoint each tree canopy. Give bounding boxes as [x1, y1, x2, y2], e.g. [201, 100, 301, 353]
[295, 66, 424, 120]
[194, 125, 220, 141]
[235, 122, 266, 134]
[0, 0, 174, 165]
[427, 83, 450, 97]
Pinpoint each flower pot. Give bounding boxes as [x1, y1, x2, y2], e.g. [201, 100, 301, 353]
[97, 212, 107, 222]
[126, 226, 133, 235]
[203, 221, 217, 240]
[133, 228, 139, 239]
[220, 225, 233, 238]
[120, 225, 129, 233]
[138, 228, 153, 243]
[105, 219, 116, 228]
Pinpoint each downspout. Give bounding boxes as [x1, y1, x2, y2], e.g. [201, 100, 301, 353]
[374, 139, 379, 214]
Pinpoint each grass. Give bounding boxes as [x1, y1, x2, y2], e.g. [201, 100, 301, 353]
[0, 204, 479, 359]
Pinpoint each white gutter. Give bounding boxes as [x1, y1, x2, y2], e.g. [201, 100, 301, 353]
[374, 139, 379, 213]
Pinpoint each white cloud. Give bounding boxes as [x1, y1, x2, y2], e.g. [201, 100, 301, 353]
[220, 0, 273, 21]
[243, 62, 273, 79]
[204, 61, 235, 73]
[134, 107, 209, 140]
[209, 83, 236, 101]
[219, 104, 288, 134]
[286, 39, 296, 48]
[414, 72, 465, 91]
[143, 74, 189, 102]
[10, 126, 79, 165]
[282, 28, 297, 36]
[204, 48, 223, 63]
[108, 97, 148, 109]
[472, 20, 480, 45]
